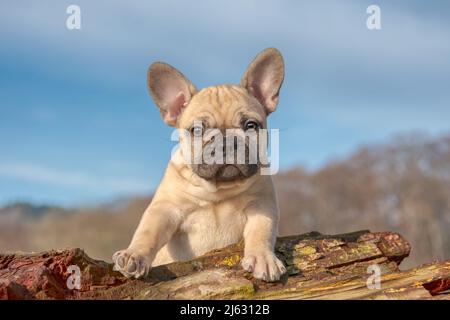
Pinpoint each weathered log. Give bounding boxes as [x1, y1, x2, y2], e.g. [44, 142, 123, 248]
[0, 230, 449, 300]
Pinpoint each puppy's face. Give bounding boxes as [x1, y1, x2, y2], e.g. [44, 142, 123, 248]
[147, 48, 284, 182]
[177, 85, 266, 181]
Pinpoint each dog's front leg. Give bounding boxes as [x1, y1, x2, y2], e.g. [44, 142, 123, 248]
[241, 202, 286, 282]
[112, 202, 181, 279]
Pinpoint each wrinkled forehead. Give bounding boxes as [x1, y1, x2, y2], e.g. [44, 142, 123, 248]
[178, 85, 267, 128]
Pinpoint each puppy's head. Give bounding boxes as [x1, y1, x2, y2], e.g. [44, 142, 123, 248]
[147, 48, 284, 182]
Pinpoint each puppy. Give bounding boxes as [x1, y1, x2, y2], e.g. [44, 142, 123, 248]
[113, 48, 286, 282]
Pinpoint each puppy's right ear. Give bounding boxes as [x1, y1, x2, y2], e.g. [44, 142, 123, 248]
[147, 62, 197, 126]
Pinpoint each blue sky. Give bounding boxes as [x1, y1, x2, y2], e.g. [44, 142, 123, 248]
[0, 1, 449, 206]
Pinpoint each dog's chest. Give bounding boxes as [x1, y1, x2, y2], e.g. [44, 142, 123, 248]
[176, 201, 247, 253]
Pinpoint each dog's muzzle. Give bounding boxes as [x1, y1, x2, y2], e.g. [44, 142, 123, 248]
[189, 133, 261, 181]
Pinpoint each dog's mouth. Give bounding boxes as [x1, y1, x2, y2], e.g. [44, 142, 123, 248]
[192, 163, 259, 182]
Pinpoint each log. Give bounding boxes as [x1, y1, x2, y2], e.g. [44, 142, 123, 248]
[0, 230, 449, 300]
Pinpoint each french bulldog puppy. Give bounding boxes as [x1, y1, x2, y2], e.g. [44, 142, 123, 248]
[113, 48, 286, 282]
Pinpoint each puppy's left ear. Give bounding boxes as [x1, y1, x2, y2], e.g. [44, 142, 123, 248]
[240, 48, 285, 114]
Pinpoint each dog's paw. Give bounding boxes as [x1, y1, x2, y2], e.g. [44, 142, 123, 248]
[112, 249, 152, 279]
[241, 250, 286, 282]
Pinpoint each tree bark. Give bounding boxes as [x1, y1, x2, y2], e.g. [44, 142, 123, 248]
[1, 230, 449, 300]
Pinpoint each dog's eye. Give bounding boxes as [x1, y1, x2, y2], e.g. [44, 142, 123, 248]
[191, 124, 204, 137]
[244, 120, 259, 131]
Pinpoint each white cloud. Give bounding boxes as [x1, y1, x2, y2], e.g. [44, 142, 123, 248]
[0, 163, 151, 194]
